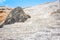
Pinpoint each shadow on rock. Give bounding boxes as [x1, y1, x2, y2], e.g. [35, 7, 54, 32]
[0, 7, 31, 28]
[4, 7, 31, 25]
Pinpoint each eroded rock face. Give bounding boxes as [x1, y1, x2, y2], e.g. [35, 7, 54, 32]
[0, 7, 31, 28]
[0, 6, 13, 28]
[0, 10, 9, 28]
[5, 7, 31, 25]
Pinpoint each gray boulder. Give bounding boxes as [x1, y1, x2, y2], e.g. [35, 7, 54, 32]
[5, 7, 31, 25]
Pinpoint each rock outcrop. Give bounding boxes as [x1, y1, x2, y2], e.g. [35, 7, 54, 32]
[0, 6, 31, 28]
[5, 7, 31, 25]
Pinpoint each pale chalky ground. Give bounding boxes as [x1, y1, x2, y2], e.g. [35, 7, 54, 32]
[0, 1, 60, 40]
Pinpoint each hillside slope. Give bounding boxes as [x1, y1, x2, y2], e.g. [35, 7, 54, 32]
[0, 1, 60, 40]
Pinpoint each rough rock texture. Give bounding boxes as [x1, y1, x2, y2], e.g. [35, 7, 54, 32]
[0, 0, 60, 40]
[0, 7, 12, 28]
[5, 7, 31, 25]
[0, 7, 31, 27]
